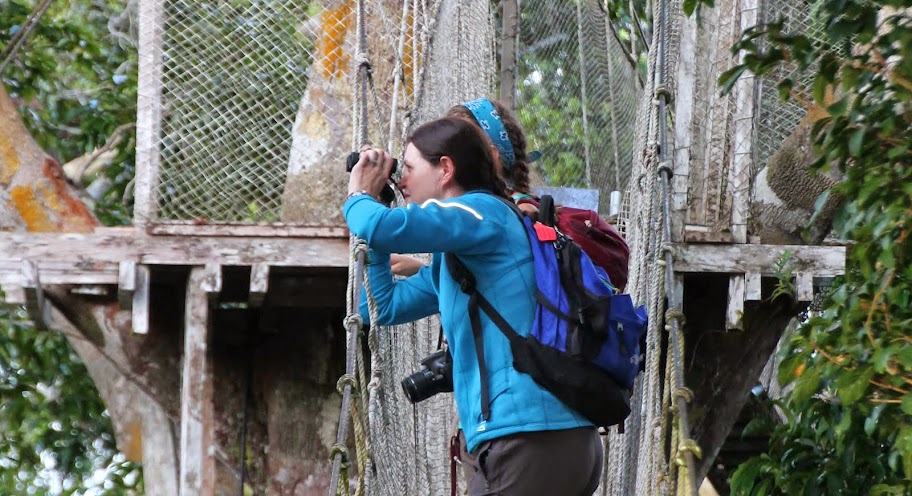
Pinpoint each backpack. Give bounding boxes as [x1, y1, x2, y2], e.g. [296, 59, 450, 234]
[516, 196, 630, 291]
[446, 195, 647, 428]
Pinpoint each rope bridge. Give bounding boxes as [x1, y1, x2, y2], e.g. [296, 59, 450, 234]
[133, 0, 823, 493]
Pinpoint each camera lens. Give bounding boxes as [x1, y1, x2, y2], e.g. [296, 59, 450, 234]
[401, 369, 436, 404]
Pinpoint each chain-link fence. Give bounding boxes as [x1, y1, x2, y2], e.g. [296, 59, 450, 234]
[755, 0, 826, 170]
[515, 0, 642, 216]
[154, 1, 310, 222]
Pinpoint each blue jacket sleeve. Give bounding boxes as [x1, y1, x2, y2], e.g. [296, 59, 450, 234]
[343, 194, 503, 255]
[358, 250, 439, 326]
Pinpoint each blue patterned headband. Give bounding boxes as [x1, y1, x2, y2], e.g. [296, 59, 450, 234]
[462, 98, 516, 171]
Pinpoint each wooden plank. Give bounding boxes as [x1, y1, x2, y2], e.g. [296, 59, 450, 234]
[179, 267, 215, 494]
[249, 264, 269, 307]
[0, 261, 117, 285]
[728, 0, 759, 243]
[118, 261, 136, 310]
[672, 9, 698, 241]
[796, 272, 814, 302]
[134, 0, 165, 227]
[146, 223, 348, 238]
[132, 265, 151, 335]
[726, 274, 746, 331]
[745, 271, 762, 301]
[21, 261, 47, 330]
[0, 233, 350, 268]
[201, 263, 222, 298]
[673, 244, 846, 276]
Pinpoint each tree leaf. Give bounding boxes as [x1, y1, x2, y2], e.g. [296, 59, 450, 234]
[837, 366, 874, 405]
[902, 393, 912, 416]
[791, 365, 824, 406]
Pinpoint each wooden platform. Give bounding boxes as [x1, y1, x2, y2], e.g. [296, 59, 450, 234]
[672, 242, 846, 330]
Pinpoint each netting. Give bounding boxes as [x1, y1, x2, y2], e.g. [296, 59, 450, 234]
[755, 0, 825, 170]
[154, 1, 310, 222]
[515, 0, 642, 215]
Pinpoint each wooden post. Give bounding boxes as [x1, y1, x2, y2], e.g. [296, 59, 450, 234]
[728, 0, 758, 243]
[132, 265, 151, 335]
[499, 0, 520, 109]
[249, 264, 269, 307]
[745, 271, 762, 301]
[118, 261, 136, 310]
[135, 0, 165, 228]
[179, 267, 215, 494]
[672, 8, 697, 242]
[796, 272, 814, 302]
[726, 274, 746, 331]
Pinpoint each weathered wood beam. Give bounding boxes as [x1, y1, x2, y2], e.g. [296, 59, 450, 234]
[796, 271, 814, 302]
[118, 261, 136, 310]
[673, 243, 846, 276]
[672, 11, 698, 242]
[726, 274, 745, 331]
[143, 224, 347, 238]
[179, 267, 215, 494]
[0, 261, 118, 285]
[202, 263, 222, 304]
[134, 0, 165, 228]
[0, 233, 350, 267]
[132, 265, 150, 335]
[249, 264, 269, 307]
[21, 261, 47, 330]
[745, 271, 761, 301]
[728, 0, 759, 244]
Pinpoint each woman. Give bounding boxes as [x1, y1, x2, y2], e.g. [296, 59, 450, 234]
[390, 97, 538, 277]
[344, 117, 603, 496]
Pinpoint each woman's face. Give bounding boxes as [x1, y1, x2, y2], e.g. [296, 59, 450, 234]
[400, 143, 444, 204]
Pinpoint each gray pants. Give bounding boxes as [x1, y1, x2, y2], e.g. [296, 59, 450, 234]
[460, 427, 603, 496]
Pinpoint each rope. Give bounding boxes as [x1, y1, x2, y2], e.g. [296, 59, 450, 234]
[329, 241, 369, 496]
[655, 0, 699, 489]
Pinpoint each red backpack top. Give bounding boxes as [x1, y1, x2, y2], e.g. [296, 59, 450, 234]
[517, 196, 630, 292]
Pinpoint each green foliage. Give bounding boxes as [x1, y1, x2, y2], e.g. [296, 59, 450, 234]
[0, 307, 142, 494]
[1, 0, 142, 491]
[516, 0, 645, 192]
[723, 0, 912, 493]
[1, 0, 137, 226]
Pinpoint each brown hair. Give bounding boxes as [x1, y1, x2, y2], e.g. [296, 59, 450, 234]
[407, 117, 509, 199]
[446, 100, 532, 195]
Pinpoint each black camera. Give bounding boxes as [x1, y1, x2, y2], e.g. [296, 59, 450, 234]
[345, 152, 398, 204]
[401, 349, 454, 404]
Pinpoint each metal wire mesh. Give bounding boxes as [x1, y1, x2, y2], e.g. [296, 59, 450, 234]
[156, 1, 310, 222]
[755, 0, 823, 171]
[515, 0, 642, 216]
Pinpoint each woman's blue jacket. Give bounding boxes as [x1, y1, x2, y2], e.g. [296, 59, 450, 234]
[343, 190, 590, 453]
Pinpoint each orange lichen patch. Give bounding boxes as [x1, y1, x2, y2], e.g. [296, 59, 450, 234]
[9, 185, 58, 232]
[318, 2, 353, 79]
[41, 158, 97, 232]
[123, 420, 144, 462]
[0, 127, 20, 184]
[402, 13, 417, 96]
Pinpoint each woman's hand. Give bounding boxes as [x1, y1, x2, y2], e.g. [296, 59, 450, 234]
[390, 254, 426, 277]
[348, 147, 395, 199]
